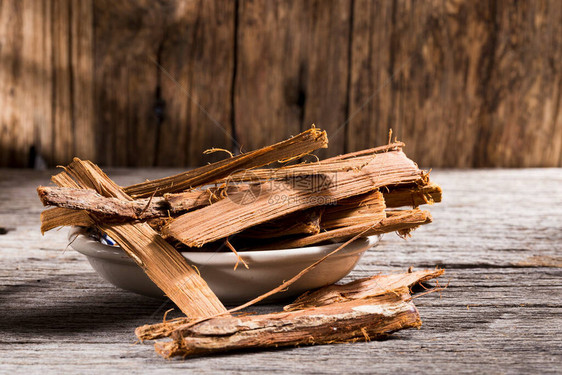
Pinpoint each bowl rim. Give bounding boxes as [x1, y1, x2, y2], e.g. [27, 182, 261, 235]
[68, 226, 380, 266]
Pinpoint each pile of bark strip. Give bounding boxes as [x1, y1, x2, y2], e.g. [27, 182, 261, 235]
[37, 126, 444, 358]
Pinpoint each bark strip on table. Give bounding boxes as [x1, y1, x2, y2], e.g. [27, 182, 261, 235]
[135, 268, 443, 341]
[124, 127, 328, 198]
[165, 150, 424, 247]
[285, 268, 444, 311]
[154, 291, 419, 358]
[48, 158, 227, 319]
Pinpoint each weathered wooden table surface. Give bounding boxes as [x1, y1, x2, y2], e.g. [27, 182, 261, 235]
[1, 168, 561, 374]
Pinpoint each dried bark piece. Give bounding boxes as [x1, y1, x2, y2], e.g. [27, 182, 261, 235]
[124, 127, 328, 198]
[154, 290, 419, 358]
[40, 207, 93, 234]
[236, 191, 385, 241]
[237, 207, 324, 239]
[164, 185, 247, 213]
[219, 154, 376, 183]
[99, 222, 228, 318]
[37, 186, 169, 220]
[136, 268, 443, 341]
[285, 268, 444, 311]
[253, 209, 431, 250]
[165, 150, 424, 247]
[164, 176, 442, 218]
[322, 141, 405, 161]
[320, 191, 386, 230]
[238, 185, 437, 242]
[38, 185, 234, 223]
[49, 158, 227, 319]
[383, 181, 442, 208]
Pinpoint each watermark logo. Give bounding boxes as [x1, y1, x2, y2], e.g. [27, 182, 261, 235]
[225, 171, 338, 207]
[224, 170, 262, 205]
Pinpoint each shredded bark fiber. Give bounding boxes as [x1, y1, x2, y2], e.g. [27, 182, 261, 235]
[285, 268, 445, 310]
[383, 182, 442, 208]
[40, 207, 93, 234]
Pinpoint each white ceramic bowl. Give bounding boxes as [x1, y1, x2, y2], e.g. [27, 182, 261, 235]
[68, 227, 379, 304]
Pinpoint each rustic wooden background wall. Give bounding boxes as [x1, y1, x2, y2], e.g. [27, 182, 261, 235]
[1, 0, 561, 168]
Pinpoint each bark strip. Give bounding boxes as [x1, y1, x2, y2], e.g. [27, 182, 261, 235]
[124, 127, 328, 198]
[321, 191, 386, 230]
[40, 207, 94, 234]
[237, 207, 324, 239]
[154, 291, 419, 358]
[165, 150, 424, 247]
[136, 268, 443, 342]
[37, 186, 169, 220]
[51, 158, 227, 319]
[322, 142, 405, 162]
[285, 269, 444, 310]
[383, 182, 442, 208]
[255, 209, 431, 250]
[220, 154, 376, 182]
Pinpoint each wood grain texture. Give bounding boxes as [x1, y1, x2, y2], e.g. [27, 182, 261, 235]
[1, 168, 561, 372]
[70, 0, 96, 162]
[348, 0, 491, 168]
[235, 0, 351, 157]
[0, 0, 36, 167]
[157, 0, 236, 167]
[474, 0, 562, 167]
[93, 0, 164, 167]
[347, 0, 562, 168]
[0, 0, 561, 168]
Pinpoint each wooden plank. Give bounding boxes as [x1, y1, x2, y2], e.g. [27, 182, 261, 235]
[51, 0, 74, 165]
[157, 0, 236, 167]
[348, 0, 487, 168]
[70, 0, 96, 161]
[0, 0, 94, 167]
[348, 0, 562, 168]
[300, 0, 351, 158]
[0, 168, 561, 371]
[235, 0, 351, 157]
[92, 0, 164, 166]
[474, 0, 562, 167]
[22, 0, 53, 167]
[346, 0, 393, 159]
[0, 0, 33, 167]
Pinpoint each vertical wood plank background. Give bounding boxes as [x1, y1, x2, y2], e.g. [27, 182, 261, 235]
[0, 0, 561, 168]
